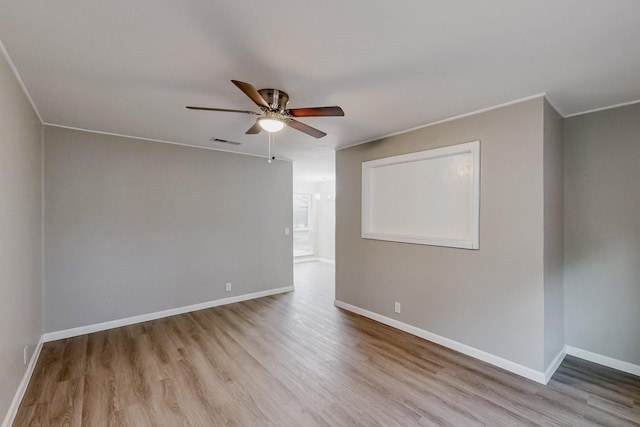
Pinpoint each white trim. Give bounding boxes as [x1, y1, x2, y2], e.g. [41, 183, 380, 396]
[334, 300, 547, 384]
[41, 127, 46, 334]
[544, 346, 567, 383]
[43, 286, 294, 342]
[337, 94, 640, 151]
[1, 337, 44, 427]
[564, 99, 640, 118]
[565, 346, 640, 377]
[294, 257, 335, 265]
[361, 141, 480, 250]
[43, 123, 292, 162]
[337, 94, 546, 151]
[0, 39, 44, 124]
[294, 256, 318, 264]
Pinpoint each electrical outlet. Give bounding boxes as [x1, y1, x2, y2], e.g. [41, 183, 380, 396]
[285, 227, 290, 236]
[394, 302, 401, 313]
[225, 282, 231, 292]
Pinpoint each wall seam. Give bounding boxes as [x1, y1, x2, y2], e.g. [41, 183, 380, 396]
[40, 126, 45, 333]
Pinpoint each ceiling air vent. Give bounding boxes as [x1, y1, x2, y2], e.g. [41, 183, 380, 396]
[210, 137, 242, 146]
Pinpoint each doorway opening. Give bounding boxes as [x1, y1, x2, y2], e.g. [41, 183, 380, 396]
[293, 193, 313, 257]
[292, 157, 335, 264]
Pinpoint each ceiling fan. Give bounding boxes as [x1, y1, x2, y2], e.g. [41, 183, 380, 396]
[187, 80, 344, 138]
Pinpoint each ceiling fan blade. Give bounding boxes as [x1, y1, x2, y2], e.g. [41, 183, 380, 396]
[186, 106, 260, 115]
[287, 119, 327, 138]
[245, 122, 262, 134]
[286, 106, 345, 117]
[231, 80, 270, 109]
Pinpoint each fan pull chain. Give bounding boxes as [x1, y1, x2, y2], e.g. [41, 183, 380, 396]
[268, 133, 273, 163]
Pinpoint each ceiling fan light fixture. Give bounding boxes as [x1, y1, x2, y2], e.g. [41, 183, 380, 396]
[187, 80, 343, 139]
[258, 116, 285, 133]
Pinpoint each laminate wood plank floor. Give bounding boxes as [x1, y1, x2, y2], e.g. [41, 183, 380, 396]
[14, 261, 640, 426]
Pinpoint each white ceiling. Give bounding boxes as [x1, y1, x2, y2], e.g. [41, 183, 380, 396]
[1, 1, 639, 179]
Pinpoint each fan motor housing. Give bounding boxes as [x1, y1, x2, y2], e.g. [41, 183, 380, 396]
[258, 88, 289, 111]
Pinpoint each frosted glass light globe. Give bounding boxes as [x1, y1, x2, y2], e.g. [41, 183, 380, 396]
[258, 117, 285, 132]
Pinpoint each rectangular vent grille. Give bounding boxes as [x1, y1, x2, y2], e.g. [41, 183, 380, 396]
[211, 137, 242, 146]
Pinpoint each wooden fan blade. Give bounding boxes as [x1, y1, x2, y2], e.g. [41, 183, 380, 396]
[287, 119, 327, 138]
[231, 80, 270, 109]
[245, 122, 262, 134]
[186, 106, 260, 115]
[286, 106, 344, 117]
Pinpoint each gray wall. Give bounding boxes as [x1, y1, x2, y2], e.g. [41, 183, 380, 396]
[543, 100, 565, 368]
[44, 126, 293, 332]
[564, 103, 640, 365]
[0, 51, 42, 419]
[337, 98, 548, 371]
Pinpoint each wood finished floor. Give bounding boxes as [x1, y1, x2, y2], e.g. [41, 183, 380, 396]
[15, 262, 640, 426]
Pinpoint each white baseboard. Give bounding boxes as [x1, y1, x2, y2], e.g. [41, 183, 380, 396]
[544, 346, 567, 383]
[8, 291, 637, 427]
[4, 287, 294, 425]
[566, 345, 640, 377]
[43, 286, 294, 342]
[294, 256, 318, 264]
[294, 257, 335, 265]
[2, 336, 44, 427]
[334, 300, 548, 384]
